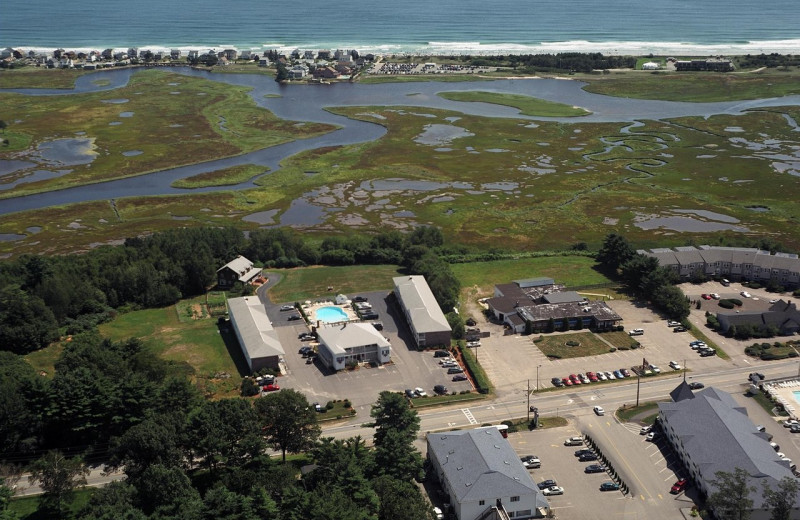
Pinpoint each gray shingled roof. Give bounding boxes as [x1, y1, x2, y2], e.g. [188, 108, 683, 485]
[543, 291, 583, 304]
[659, 386, 799, 510]
[427, 428, 549, 509]
[217, 255, 261, 283]
[393, 276, 451, 334]
[317, 322, 390, 356]
[227, 296, 284, 360]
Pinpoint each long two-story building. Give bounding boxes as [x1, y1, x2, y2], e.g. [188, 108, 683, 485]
[393, 276, 452, 348]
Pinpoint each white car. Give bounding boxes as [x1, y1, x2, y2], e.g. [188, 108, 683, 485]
[542, 486, 564, 496]
[605, 371, 616, 380]
[466, 341, 481, 347]
[669, 361, 682, 370]
[711, 293, 720, 299]
[741, 291, 752, 298]
[649, 364, 661, 374]
[433, 507, 443, 520]
[414, 387, 428, 397]
[280, 304, 295, 311]
[770, 299, 780, 304]
[593, 406, 605, 416]
[667, 320, 681, 327]
[646, 431, 657, 441]
[782, 419, 799, 428]
[597, 372, 607, 381]
[640, 425, 652, 435]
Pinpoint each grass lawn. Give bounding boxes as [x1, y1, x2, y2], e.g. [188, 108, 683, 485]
[600, 331, 641, 349]
[452, 255, 610, 296]
[267, 265, 404, 302]
[751, 390, 790, 417]
[316, 400, 357, 422]
[9, 487, 94, 519]
[24, 342, 65, 377]
[616, 401, 661, 423]
[98, 303, 245, 398]
[438, 91, 591, 117]
[534, 332, 614, 359]
[0, 67, 89, 89]
[408, 392, 487, 409]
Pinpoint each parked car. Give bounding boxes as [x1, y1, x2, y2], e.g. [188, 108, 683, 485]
[667, 320, 681, 327]
[586, 371, 599, 382]
[262, 383, 280, 392]
[690, 340, 706, 346]
[439, 358, 456, 365]
[649, 364, 661, 374]
[434, 350, 450, 358]
[414, 387, 428, 397]
[537, 479, 558, 490]
[790, 424, 800, 434]
[287, 314, 302, 321]
[596, 371, 607, 381]
[689, 382, 705, 389]
[579, 373, 590, 384]
[593, 406, 605, 416]
[700, 349, 716, 357]
[280, 304, 294, 311]
[612, 370, 624, 379]
[404, 389, 416, 399]
[620, 368, 631, 378]
[691, 342, 707, 350]
[646, 431, 657, 442]
[578, 453, 598, 462]
[711, 293, 721, 299]
[542, 486, 564, 496]
[564, 436, 584, 446]
[433, 507, 443, 520]
[552, 377, 564, 387]
[600, 481, 621, 491]
[313, 402, 323, 412]
[562, 377, 573, 387]
[447, 367, 464, 374]
[750, 372, 766, 381]
[670, 478, 688, 494]
[434, 384, 448, 395]
[452, 374, 468, 382]
[353, 296, 369, 302]
[721, 278, 730, 286]
[605, 371, 616, 380]
[628, 328, 644, 336]
[466, 341, 481, 348]
[673, 326, 687, 332]
[782, 419, 799, 428]
[441, 362, 458, 368]
[771, 442, 781, 451]
[299, 346, 313, 355]
[741, 291, 752, 298]
[669, 361, 682, 370]
[520, 455, 541, 469]
[640, 425, 652, 435]
[574, 449, 593, 457]
[585, 464, 605, 474]
[701, 293, 712, 300]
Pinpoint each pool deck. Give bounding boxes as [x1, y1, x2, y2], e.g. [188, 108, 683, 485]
[303, 299, 359, 327]
[763, 380, 800, 420]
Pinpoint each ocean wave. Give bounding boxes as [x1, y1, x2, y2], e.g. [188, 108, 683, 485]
[11, 39, 800, 57]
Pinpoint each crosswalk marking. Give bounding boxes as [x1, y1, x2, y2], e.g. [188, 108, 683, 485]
[462, 408, 478, 425]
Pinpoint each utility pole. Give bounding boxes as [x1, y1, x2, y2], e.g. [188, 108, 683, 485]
[636, 372, 641, 407]
[527, 379, 531, 422]
[536, 364, 542, 392]
[683, 359, 687, 382]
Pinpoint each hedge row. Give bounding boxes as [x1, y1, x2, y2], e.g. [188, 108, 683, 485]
[459, 343, 492, 394]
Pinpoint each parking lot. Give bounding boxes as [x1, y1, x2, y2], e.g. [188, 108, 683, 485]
[506, 415, 689, 519]
[267, 289, 472, 410]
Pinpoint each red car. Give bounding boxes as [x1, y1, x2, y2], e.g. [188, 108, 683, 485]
[586, 371, 599, 382]
[569, 374, 582, 385]
[562, 377, 573, 387]
[701, 294, 712, 300]
[262, 383, 280, 392]
[670, 478, 688, 494]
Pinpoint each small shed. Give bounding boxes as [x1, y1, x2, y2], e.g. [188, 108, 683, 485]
[642, 61, 660, 70]
[334, 294, 348, 305]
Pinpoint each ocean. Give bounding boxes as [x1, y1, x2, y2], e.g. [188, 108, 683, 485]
[2, 0, 799, 56]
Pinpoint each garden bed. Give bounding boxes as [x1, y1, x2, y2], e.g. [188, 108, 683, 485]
[534, 332, 614, 359]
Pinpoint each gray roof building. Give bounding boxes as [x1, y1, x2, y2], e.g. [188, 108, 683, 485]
[658, 383, 800, 517]
[393, 276, 451, 347]
[228, 296, 284, 372]
[316, 322, 390, 371]
[427, 427, 549, 519]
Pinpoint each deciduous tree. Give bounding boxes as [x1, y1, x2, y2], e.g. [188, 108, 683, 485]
[254, 389, 321, 461]
[708, 468, 755, 520]
[28, 450, 89, 516]
[762, 476, 799, 520]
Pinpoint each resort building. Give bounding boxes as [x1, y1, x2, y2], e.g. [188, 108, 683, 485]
[716, 299, 800, 335]
[393, 276, 452, 348]
[639, 245, 800, 287]
[486, 278, 621, 333]
[216, 255, 262, 288]
[316, 322, 391, 371]
[658, 382, 800, 520]
[427, 427, 550, 520]
[227, 296, 284, 372]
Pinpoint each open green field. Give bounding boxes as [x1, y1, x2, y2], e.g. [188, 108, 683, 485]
[9, 488, 94, 519]
[0, 67, 90, 89]
[267, 265, 404, 302]
[534, 332, 614, 359]
[451, 255, 608, 295]
[438, 91, 591, 117]
[98, 303, 244, 397]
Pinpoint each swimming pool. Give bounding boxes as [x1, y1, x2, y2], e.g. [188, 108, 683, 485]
[793, 390, 800, 405]
[315, 306, 350, 323]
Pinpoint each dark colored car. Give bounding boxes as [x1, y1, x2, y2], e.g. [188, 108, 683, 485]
[673, 326, 687, 332]
[360, 312, 379, 320]
[620, 368, 631, 378]
[574, 449, 593, 457]
[600, 481, 620, 491]
[585, 464, 605, 474]
[689, 382, 705, 389]
[750, 372, 766, 380]
[433, 384, 448, 395]
[700, 349, 716, 357]
[447, 367, 464, 374]
[434, 350, 450, 358]
[537, 479, 557, 490]
[353, 296, 369, 302]
[299, 346, 313, 355]
[404, 389, 416, 398]
[579, 453, 599, 462]
[552, 377, 563, 387]
[452, 374, 468, 382]
[670, 478, 688, 494]
[287, 314, 302, 321]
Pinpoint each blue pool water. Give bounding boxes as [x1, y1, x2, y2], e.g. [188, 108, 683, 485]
[792, 391, 800, 404]
[315, 306, 349, 323]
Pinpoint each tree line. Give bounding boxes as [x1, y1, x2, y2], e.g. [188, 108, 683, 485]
[0, 225, 461, 355]
[0, 332, 434, 520]
[465, 53, 636, 73]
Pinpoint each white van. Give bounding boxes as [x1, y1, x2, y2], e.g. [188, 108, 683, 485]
[629, 328, 644, 336]
[564, 436, 584, 446]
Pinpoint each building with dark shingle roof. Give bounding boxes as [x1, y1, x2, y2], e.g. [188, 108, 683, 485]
[658, 384, 800, 519]
[717, 300, 800, 335]
[427, 427, 550, 520]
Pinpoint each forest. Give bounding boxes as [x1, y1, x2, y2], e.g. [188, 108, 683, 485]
[0, 333, 434, 520]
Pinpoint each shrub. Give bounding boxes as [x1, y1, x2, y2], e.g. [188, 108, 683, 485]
[548, 354, 562, 359]
[326, 401, 335, 410]
[630, 343, 640, 349]
[791, 351, 799, 358]
[609, 347, 617, 353]
[719, 300, 735, 309]
[343, 399, 351, 408]
[729, 298, 743, 306]
[566, 340, 580, 347]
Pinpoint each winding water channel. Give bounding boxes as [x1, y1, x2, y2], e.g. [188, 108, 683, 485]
[2, 66, 800, 216]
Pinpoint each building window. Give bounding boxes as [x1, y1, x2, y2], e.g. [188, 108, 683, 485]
[510, 496, 520, 502]
[479, 500, 485, 506]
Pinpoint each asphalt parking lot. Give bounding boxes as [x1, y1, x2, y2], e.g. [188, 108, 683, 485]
[268, 290, 472, 409]
[506, 416, 688, 519]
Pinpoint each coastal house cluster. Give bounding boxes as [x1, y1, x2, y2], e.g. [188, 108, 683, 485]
[486, 278, 622, 334]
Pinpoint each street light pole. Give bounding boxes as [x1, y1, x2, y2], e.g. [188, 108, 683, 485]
[527, 379, 531, 422]
[536, 364, 542, 392]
